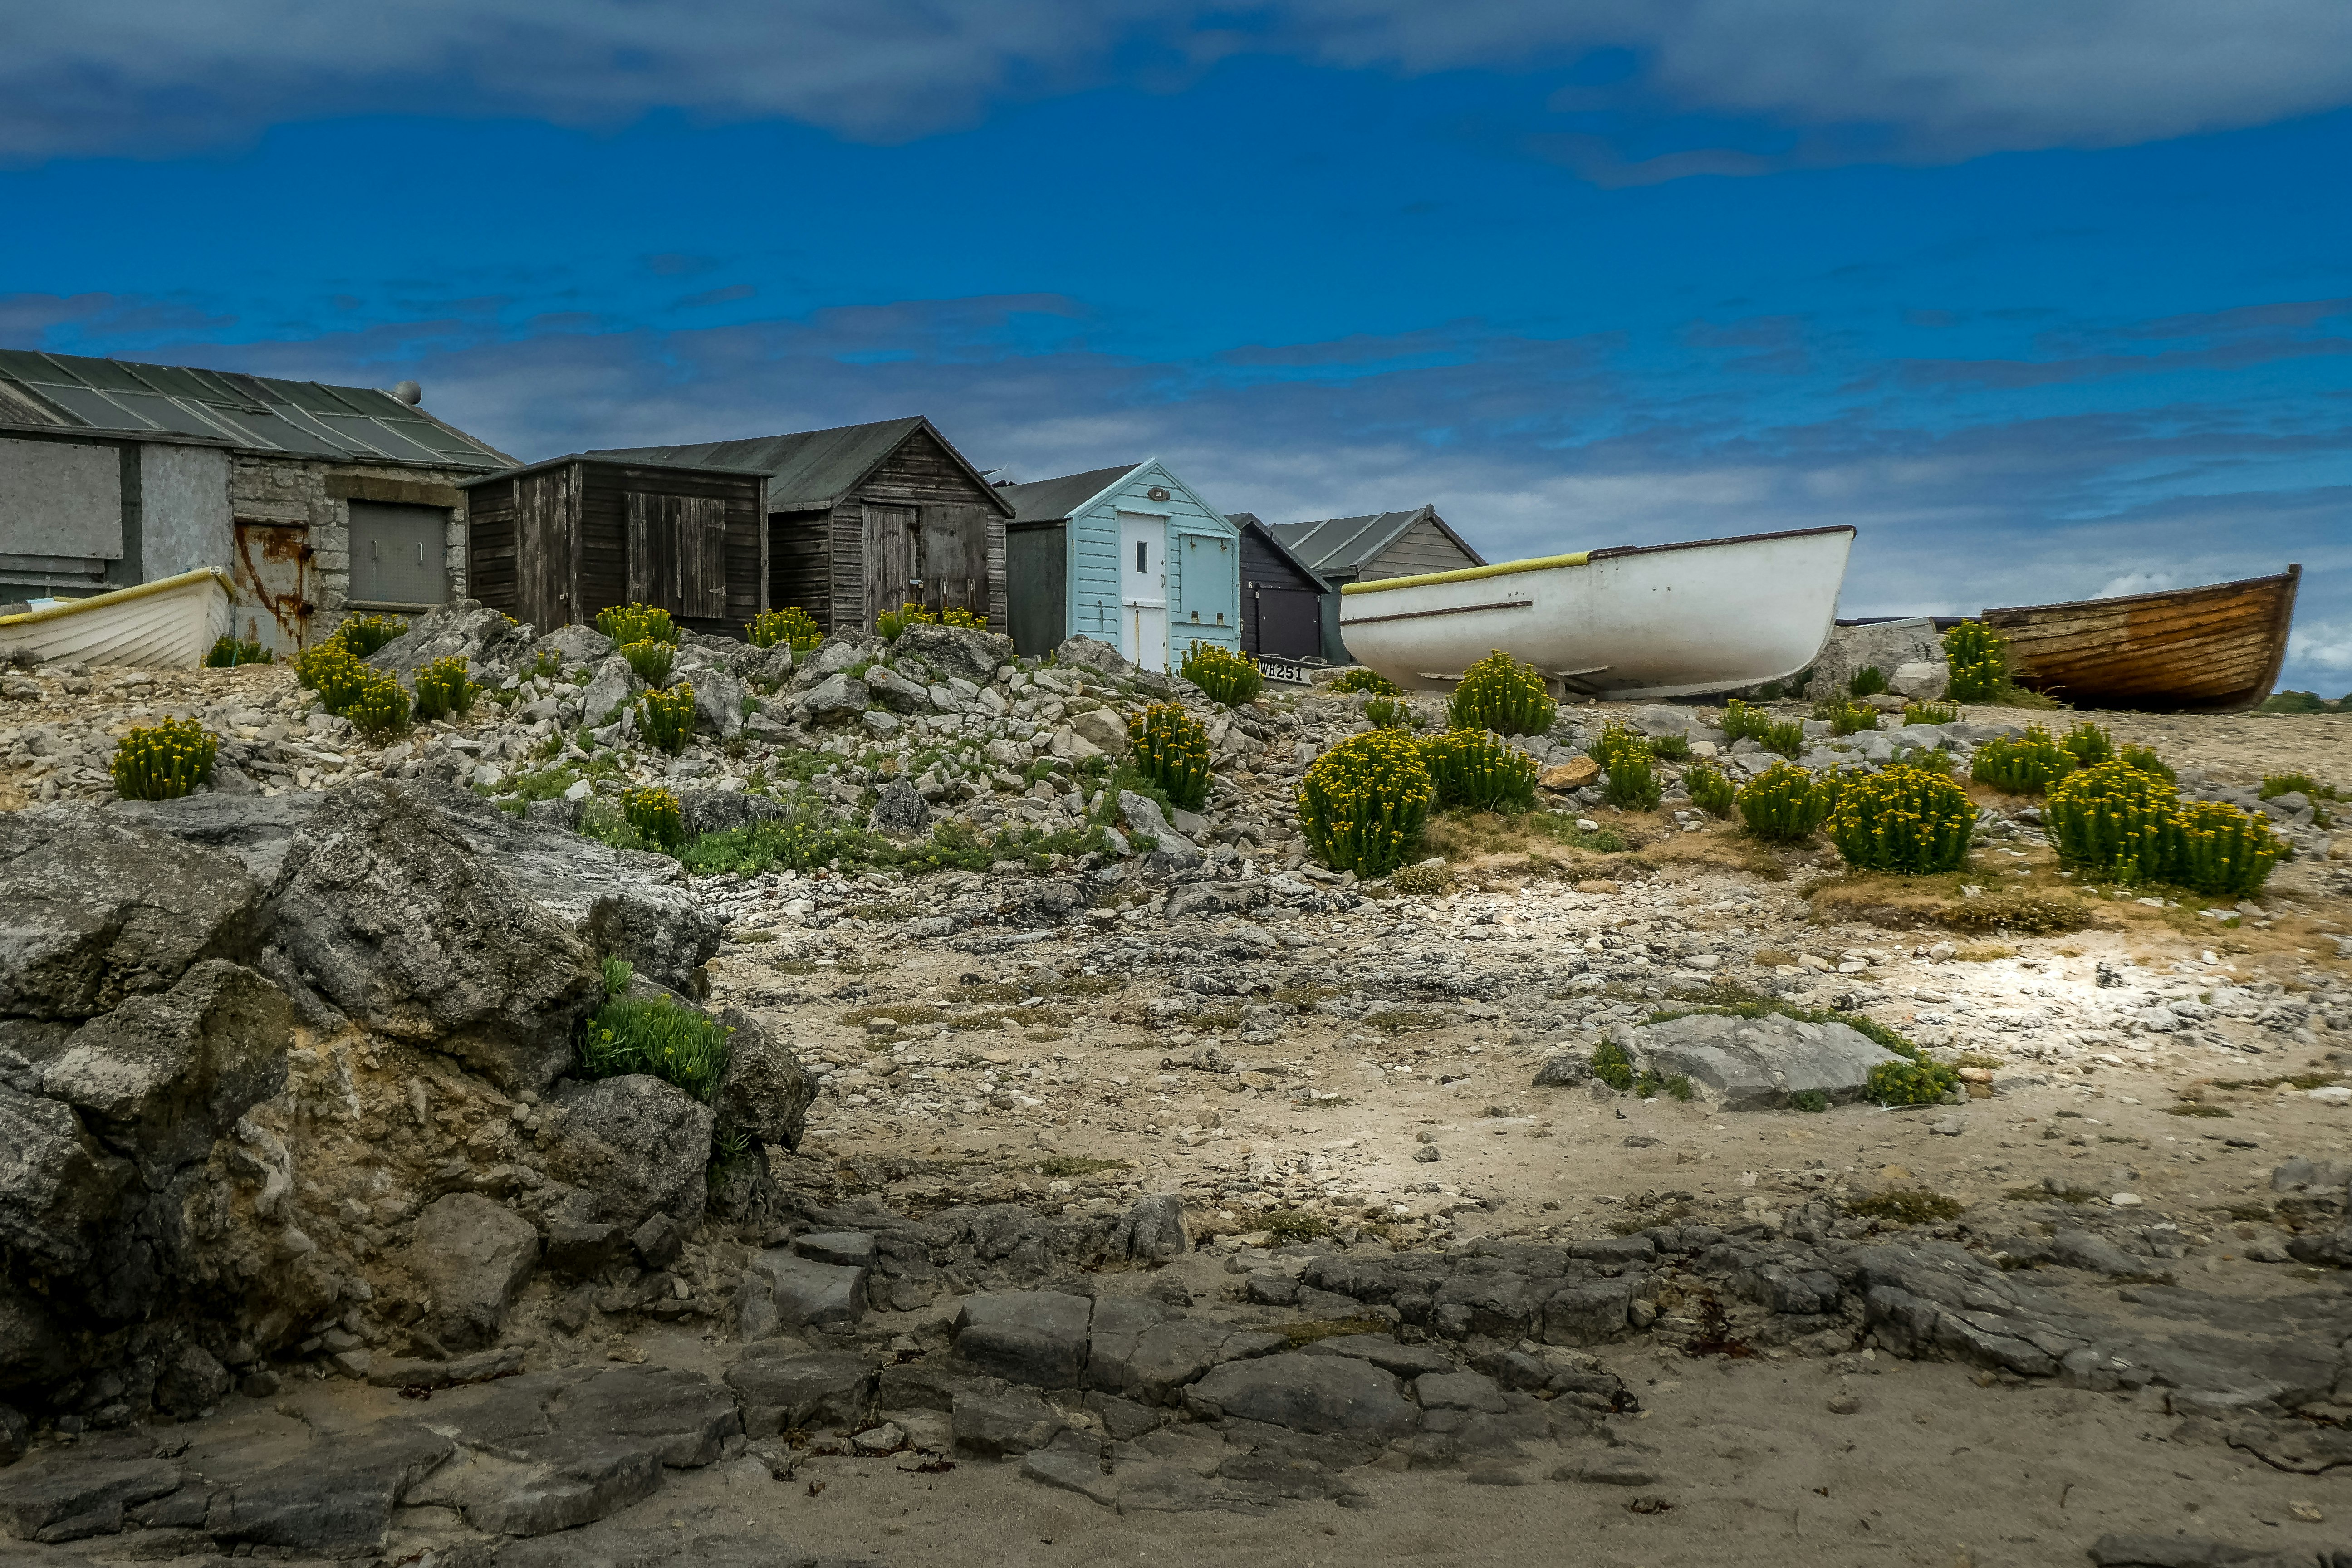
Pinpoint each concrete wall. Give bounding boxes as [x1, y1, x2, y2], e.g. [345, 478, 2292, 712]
[229, 455, 475, 645]
[0, 436, 122, 567]
[137, 444, 232, 581]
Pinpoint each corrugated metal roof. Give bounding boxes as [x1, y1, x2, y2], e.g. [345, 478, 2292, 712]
[0, 349, 514, 469]
[1228, 512, 1331, 589]
[995, 463, 1141, 525]
[1268, 506, 1484, 576]
[592, 416, 1010, 514]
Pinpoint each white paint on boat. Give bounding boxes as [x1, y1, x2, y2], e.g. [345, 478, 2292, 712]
[0, 569, 236, 669]
[1337, 526, 1854, 699]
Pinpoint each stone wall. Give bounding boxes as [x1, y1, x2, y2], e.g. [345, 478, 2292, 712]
[228, 456, 478, 641]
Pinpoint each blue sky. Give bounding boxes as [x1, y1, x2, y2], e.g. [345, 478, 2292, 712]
[4, 1, 2349, 690]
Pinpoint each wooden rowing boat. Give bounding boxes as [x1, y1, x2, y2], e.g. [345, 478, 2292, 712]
[1980, 565, 2300, 711]
[1336, 525, 1854, 699]
[0, 569, 236, 669]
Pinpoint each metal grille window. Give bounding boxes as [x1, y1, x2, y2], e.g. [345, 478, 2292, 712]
[347, 501, 448, 607]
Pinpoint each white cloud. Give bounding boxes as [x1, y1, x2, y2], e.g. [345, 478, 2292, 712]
[2092, 571, 2175, 599]
[2289, 621, 2352, 674]
[6, 0, 2352, 165]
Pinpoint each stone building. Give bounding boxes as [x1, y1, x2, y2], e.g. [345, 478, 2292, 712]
[0, 350, 513, 656]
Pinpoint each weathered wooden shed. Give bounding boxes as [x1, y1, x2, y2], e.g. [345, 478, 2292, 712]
[593, 417, 1011, 636]
[1268, 505, 1485, 663]
[459, 454, 769, 636]
[1225, 511, 1330, 663]
[997, 459, 1240, 671]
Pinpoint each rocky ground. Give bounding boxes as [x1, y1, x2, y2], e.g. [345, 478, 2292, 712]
[2, 610, 2349, 1568]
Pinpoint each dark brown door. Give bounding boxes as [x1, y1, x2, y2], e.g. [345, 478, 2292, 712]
[1254, 585, 1322, 660]
[627, 492, 727, 620]
[516, 467, 575, 627]
[862, 502, 920, 628]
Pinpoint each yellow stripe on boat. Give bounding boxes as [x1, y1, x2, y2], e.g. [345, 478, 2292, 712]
[1339, 553, 1591, 595]
[0, 568, 235, 627]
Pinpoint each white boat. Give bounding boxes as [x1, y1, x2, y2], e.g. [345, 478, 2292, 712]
[1337, 525, 1855, 699]
[0, 568, 237, 669]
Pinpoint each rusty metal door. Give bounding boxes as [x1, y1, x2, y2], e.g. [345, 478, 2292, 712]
[231, 520, 312, 658]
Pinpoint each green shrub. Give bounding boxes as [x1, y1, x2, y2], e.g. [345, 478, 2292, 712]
[1942, 621, 2009, 703]
[1296, 729, 1436, 878]
[2259, 689, 2333, 714]
[1129, 703, 1214, 811]
[620, 637, 674, 689]
[1737, 761, 1832, 842]
[1903, 701, 1960, 725]
[413, 655, 478, 720]
[2043, 760, 2180, 883]
[1602, 746, 1662, 811]
[345, 674, 411, 741]
[1328, 668, 1404, 696]
[2060, 721, 2115, 767]
[622, 785, 688, 849]
[1419, 729, 1537, 812]
[1588, 722, 1648, 774]
[111, 716, 217, 799]
[2119, 744, 2175, 782]
[2260, 772, 2340, 821]
[1901, 746, 1956, 776]
[640, 682, 697, 755]
[1867, 1055, 1959, 1107]
[1651, 732, 1691, 760]
[1180, 642, 1264, 706]
[578, 995, 731, 1102]
[1590, 1039, 1635, 1091]
[600, 956, 634, 998]
[2173, 801, 2288, 897]
[748, 607, 822, 651]
[1363, 696, 1416, 730]
[204, 635, 268, 667]
[1971, 724, 2074, 794]
[1762, 718, 1808, 759]
[876, 603, 986, 640]
[1447, 651, 1553, 736]
[1814, 698, 1880, 735]
[332, 614, 409, 657]
[294, 641, 370, 712]
[1684, 763, 1737, 818]
[1847, 665, 1888, 697]
[1720, 699, 1773, 742]
[1826, 765, 1975, 874]
[597, 603, 680, 646]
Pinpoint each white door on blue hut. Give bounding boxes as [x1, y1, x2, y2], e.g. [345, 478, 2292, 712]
[1118, 511, 1170, 671]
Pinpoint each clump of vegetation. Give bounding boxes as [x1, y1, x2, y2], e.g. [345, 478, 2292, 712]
[1846, 1189, 1965, 1224]
[1971, 724, 2075, 794]
[1327, 668, 1403, 696]
[1761, 718, 1808, 759]
[1684, 762, 1738, 818]
[2043, 760, 2181, 883]
[1180, 641, 1264, 706]
[748, 606, 822, 652]
[1826, 764, 1975, 874]
[1650, 732, 1691, 760]
[1866, 1054, 1961, 1107]
[1941, 620, 2009, 703]
[622, 784, 688, 849]
[1362, 696, 1418, 730]
[1419, 728, 1538, 812]
[578, 993, 731, 1102]
[1814, 698, 1881, 736]
[1602, 744, 1662, 811]
[204, 635, 268, 667]
[596, 603, 680, 646]
[1903, 700, 1960, 725]
[1900, 745, 1956, 776]
[1387, 861, 1452, 896]
[1736, 761, 1833, 842]
[1129, 702, 1214, 811]
[413, 654, 478, 720]
[2119, 744, 2175, 782]
[1590, 1038, 1636, 1090]
[295, 641, 371, 711]
[1262, 1210, 1331, 1244]
[2060, 721, 2116, 767]
[619, 637, 674, 689]
[1447, 650, 1554, 736]
[877, 603, 984, 639]
[1847, 665, 1889, 697]
[639, 682, 697, 755]
[2173, 800, 2289, 897]
[1296, 728, 1436, 878]
[110, 716, 218, 799]
[1720, 699, 1773, 743]
[332, 614, 409, 658]
[343, 673, 411, 741]
[2259, 690, 2340, 714]
[1937, 892, 2092, 935]
[2261, 771, 2340, 813]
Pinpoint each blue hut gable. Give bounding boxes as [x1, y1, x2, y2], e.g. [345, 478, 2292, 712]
[1000, 459, 1240, 672]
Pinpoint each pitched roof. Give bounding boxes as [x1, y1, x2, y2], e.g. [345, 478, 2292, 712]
[590, 416, 1009, 514]
[1227, 512, 1330, 590]
[1267, 505, 1484, 576]
[0, 349, 514, 469]
[995, 463, 1142, 525]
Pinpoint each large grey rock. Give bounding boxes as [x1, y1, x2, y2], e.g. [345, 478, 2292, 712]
[544, 1075, 715, 1233]
[0, 812, 261, 1021]
[711, 1007, 813, 1154]
[1109, 1193, 1190, 1263]
[951, 1387, 1064, 1456]
[678, 660, 746, 739]
[896, 622, 1012, 685]
[407, 1193, 541, 1352]
[725, 1350, 876, 1434]
[868, 778, 931, 837]
[0, 1454, 182, 1541]
[1810, 618, 1945, 701]
[799, 673, 868, 725]
[1619, 1012, 1904, 1110]
[1531, 1051, 1590, 1087]
[270, 780, 603, 1091]
[1052, 635, 1130, 678]
[1069, 706, 1130, 756]
[0, 1087, 127, 1276]
[361, 598, 533, 682]
[1117, 792, 1195, 853]
[1542, 1280, 1636, 1346]
[1187, 1354, 1418, 1438]
[955, 1290, 1093, 1387]
[1088, 1314, 1285, 1405]
[0, 1288, 64, 1395]
[737, 1250, 866, 1337]
[863, 664, 934, 715]
[104, 792, 321, 891]
[1889, 661, 1950, 700]
[677, 788, 789, 839]
[39, 960, 290, 1188]
[579, 655, 642, 728]
[535, 622, 617, 673]
[206, 1422, 455, 1556]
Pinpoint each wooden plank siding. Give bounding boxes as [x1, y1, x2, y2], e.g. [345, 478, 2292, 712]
[818, 426, 1007, 636]
[1363, 515, 1480, 580]
[1239, 524, 1324, 659]
[768, 509, 832, 630]
[465, 478, 520, 617]
[574, 461, 763, 637]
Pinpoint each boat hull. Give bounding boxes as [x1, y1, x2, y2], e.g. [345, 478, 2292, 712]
[1981, 566, 2300, 711]
[0, 570, 236, 669]
[1337, 526, 1855, 699]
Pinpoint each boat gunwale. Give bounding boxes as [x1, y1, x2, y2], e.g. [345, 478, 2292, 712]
[1980, 566, 2298, 623]
[1336, 524, 1856, 598]
[0, 568, 234, 630]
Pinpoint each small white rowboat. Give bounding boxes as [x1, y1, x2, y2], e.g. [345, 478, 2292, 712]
[1338, 525, 1854, 699]
[0, 569, 236, 670]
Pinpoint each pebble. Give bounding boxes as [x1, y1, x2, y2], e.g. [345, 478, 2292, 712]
[1826, 1394, 1862, 1415]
